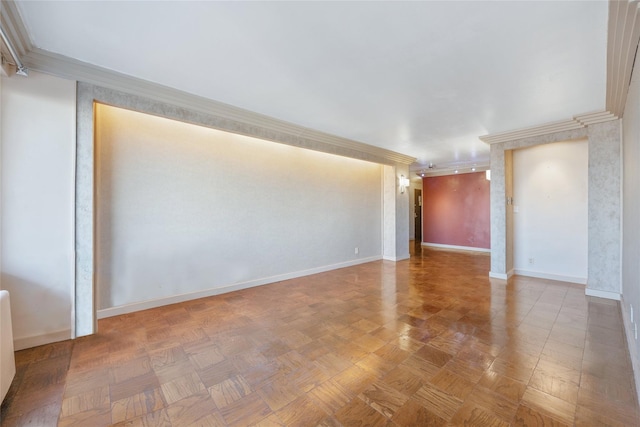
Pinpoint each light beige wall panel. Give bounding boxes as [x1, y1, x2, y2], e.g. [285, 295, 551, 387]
[1, 71, 76, 349]
[95, 104, 383, 310]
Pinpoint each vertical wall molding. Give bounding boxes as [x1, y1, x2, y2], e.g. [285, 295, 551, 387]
[587, 121, 622, 295]
[489, 145, 507, 276]
[382, 166, 397, 262]
[74, 84, 95, 337]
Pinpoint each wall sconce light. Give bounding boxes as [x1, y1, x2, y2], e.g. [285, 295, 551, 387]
[485, 170, 491, 181]
[399, 175, 410, 193]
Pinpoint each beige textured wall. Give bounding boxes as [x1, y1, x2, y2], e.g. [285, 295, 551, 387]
[95, 104, 383, 310]
[587, 121, 621, 295]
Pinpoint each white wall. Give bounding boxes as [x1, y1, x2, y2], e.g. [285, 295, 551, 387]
[622, 60, 640, 405]
[512, 140, 588, 283]
[95, 104, 382, 311]
[1, 72, 76, 349]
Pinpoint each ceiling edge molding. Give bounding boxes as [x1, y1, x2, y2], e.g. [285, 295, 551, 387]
[479, 110, 618, 145]
[607, 0, 640, 117]
[0, 1, 31, 56]
[22, 48, 415, 165]
[480, 118, 584, 145]
[574, 110, 619, 126]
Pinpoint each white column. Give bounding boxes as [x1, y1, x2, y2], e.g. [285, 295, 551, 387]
[383, 164, 410, 261]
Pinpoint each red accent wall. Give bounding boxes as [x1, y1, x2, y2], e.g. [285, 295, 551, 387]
[422, 172, 490, 249]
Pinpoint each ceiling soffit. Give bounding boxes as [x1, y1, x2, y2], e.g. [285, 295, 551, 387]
[30, 47, 418, 165]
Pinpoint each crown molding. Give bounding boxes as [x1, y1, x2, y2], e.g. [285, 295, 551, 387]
[479, 110, 618, 145]
[481, 0, 635, 145]
[479, 119, 583, 145]
[0, 0, 30, 75]
[607, 0, 640, 118]
[574, 110, 619, 126]
[0, 1, 31, 57]
[23, 48, 415, 165]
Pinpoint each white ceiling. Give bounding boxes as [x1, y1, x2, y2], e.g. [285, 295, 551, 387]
[15, 1, 608, 171]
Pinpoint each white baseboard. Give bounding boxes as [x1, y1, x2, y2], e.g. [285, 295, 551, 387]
[421, 242, 491, 253]
[383, 255, 410, 262]
[14, 329, 72, 351]
[98, 256, 382, 319]
[514, 269, 587, 285]
[489, 269, 514, 280]
[620, 296, 640, 407]
[585, 288, 621, 301]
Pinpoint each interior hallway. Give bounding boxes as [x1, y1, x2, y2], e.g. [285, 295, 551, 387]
[1, 245, 638, 426]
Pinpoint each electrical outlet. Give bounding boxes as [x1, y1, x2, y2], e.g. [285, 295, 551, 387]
[355, 247, 359, 255]
[528, 258, 534, 265]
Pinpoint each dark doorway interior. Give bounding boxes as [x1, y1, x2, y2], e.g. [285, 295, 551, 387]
[414, 188, 422, 241]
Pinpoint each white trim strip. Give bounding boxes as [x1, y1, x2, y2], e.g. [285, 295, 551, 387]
[489, 272, 509, 280]
[14, 329, 72, 351]
[383, 255, 411, 262]
[480, 111, 618, 145]
[585, 288, 621, 301]
[97, 256, 382, 319]
[513, 269, 587, 285]
[421, 242, 490, 253]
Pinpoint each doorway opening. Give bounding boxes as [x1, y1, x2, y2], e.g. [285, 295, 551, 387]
[414, 188, 422, 241]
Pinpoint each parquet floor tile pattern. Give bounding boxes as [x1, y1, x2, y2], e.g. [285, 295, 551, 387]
[2, 245, 639, 426]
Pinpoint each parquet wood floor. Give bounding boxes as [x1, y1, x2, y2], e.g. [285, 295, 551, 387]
[2, 244, 639, 426]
